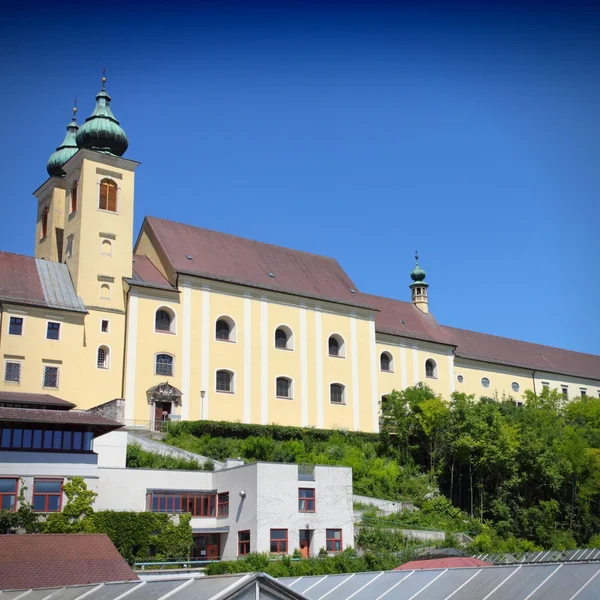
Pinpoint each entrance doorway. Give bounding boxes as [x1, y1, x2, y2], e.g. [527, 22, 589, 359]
[193, 533, 221, 560]
[154, 401, 171, 431]
[299, 530, 312, 558]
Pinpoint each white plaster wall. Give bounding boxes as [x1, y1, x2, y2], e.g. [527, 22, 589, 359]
[93, 430, 128, 468]
[254, 464, 353, 556]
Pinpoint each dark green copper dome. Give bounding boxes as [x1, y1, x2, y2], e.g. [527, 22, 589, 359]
[46, 106, 79, 177]
[76, 76, 128, 156]
[410, 252, 427, 284]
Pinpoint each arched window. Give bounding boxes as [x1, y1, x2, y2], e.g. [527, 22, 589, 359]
[276, 377, 292, 399]
[328, 334, 345, 358]
[41, 207, 49, 239]
[155, 354, 174, 376]
[101, 239, 112, 255]
[71, 180, 78, 213]
[215, 317, 235, 342]
[100, 284, 110, 299]
[330, 383, 345, 405]
[275, 326, 293, 350]
[155, 308, 174, 333]
[97, 346, 109, 369]
[216, 370, 233, 393]
[425, 359, 437, 379]
[380, 352, 393, 372]
[99, 179, 118, 212]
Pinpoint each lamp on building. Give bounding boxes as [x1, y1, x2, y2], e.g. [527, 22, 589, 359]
[239, 490, 246, 498]
[306, 523, 310, 530]
[200, 390, 206, 399]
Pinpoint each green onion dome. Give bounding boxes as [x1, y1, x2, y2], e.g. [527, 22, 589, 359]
[76, 76, 128, 156]
[410, 252, 427, 283]
[46, 106, 79, 177]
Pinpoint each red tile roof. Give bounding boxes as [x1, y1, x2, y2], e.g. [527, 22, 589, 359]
[0, 391, 75, 410]
[395, 557, 492, 570]
[0, 534, 139, 589]
[0, 407, 123, 435]
[131, 254, 177, 290]
[444, 326, 600, 381]
[143, 216, 373, 309]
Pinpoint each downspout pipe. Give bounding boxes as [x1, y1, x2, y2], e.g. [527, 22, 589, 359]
[532, 370, 537, 397]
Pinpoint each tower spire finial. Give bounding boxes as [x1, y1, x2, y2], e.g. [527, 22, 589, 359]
[415, 250, 419, 263]
[101, 67, 107, 90]
[72, 98, 78, 121]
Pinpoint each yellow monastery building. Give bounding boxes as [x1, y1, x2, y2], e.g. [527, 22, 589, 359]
[1, 79, 599, 432]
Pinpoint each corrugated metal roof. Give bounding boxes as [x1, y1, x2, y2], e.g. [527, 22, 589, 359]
[36, 258, 86, 312]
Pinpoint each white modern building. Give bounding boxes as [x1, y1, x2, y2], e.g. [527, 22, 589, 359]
[0, 392, 354, 560]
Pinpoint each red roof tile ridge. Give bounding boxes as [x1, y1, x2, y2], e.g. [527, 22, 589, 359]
[0, 249, 37, 260]
[443, 324, 600, 359]
[145, 215, 348, 265]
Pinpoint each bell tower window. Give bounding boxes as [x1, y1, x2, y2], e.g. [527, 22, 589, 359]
[99, 179, 118, 212]
[70, 180, 78, 213]
[41, 207, 49, 239]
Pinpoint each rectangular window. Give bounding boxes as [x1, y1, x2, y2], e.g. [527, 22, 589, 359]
[33, 479, 63, 512]
[9, 317, 23, 336]
[43, 366, 59, 388]
[4, 361, 21, 383]
[147, 492, 217, 516]
[101, 320, 109, 333]
[238, 530, 250, 556]
[46, 322, 60, 340]
[581, 389, 587, 397]
[542, 382, 550, 389]
[0, 478, 18, 511]
[218, 492, 229, 517]
[561, 386, 569, 398]
[270, 529, 288, 554]
[298, 465, 315, 482]
[299, 488, 315, 512]
[326, 529, 342, 553]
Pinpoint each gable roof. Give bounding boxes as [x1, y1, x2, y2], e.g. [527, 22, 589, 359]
[0, 251, 85, 313]
[130, 254, 177, 291]
[444, 325, 600, 382]
[142, 217, 374, 309]
[0, 534, 138, 589]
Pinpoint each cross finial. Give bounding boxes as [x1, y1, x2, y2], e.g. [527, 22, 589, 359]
[415, 250, 419, 263]
[72, 97, 78, 120]
[101, 67, 107, 89]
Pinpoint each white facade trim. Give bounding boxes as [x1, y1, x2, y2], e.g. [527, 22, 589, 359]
[412, 346, 419, 384]
[181, 284, 192, 420]
[350, 315, 360, 431]
[368, 318, 378, 433]
[200, 288, 210, 420]
[260, 298, 268, 425]
[243, 294, 252, 423]
[448, 352, 455, 394]
[124, 294, 138, 421]
[315, 308, 324, 428]
[300, 305, 309, 427]
[400, 346, 408, 390]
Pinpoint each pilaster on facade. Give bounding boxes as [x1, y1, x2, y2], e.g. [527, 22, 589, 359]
[181, 283, 192, 420]
[243, 294, 253, 424]
[200, 287, 211, 420]
[314, 308, 324, 429]
[260, 297, 269, 425]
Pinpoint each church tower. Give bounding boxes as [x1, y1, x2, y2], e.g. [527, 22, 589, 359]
[33, 74, 139, 408]
[410, 252, 429, 313]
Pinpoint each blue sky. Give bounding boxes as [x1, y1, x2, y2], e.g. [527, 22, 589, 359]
[1, 1, 599, 355]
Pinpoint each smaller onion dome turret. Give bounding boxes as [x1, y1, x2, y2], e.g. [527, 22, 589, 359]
[76, 73, 128, 156]
[410, 252, 427, 283]
[46, 104, 79, 177]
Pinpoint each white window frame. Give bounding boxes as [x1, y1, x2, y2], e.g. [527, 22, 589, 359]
[380, 351, 393, 373]
[425, 358, 438, 379]
[96, 345, 111, 370]
[7, 315, 25, 337]
[481, 377, 491, 389]
[42, 364, 60, 389]
[154, 353, 175, 377]
[275, 375, 294, 400]
[329, 382, 346, 405]
[274, 325, 294, 351]
[215, 368, 235, 394]
[45, 320, 61, 341]
[99, 283, 111, 300]
[100, 319, 110, 333]
[97, 177, 120, 214]
[215, 315, 236, 343]
[511, 381, 520, 393]
[100, 238, 113, 256]
[328, 333, 346, 358]
[154, 306, 177, 335]
[4, 360, 22, 384]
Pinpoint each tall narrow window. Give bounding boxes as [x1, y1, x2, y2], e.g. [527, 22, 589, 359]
[330, 383, 345, 405]
[216, 370, 233, 393]
[275, 327, 293, 349]
[270, 529, 288, 554]
[99, 179, 118, 212]
[328, 336, 339, 356]
[155, 309, 173, 332]
[216, 318, 233, 341]
[46, 322, 60, 340]
[101, 239, 112, 255]
[100, 284, 110, 299]
[380, 352, 392, 372]
[41, 207, 49, 239]
[0, 478, 18, 511]
[97, 346, 109, 369]
[9, 317, 23, 336]
[238, 531, 250, 556]
[33, 479, 63, 512]
[425, 359, 437, 379]
[218, 492, 229, 517]
[326, 529, 342, 553]
[561, 386, 569, 399]
[71, 180, 78, 213]
[43, 366, 59, 388]
[155, 354, 174, 376]
[276, 377, 292, 399]
[299, 488, 315, 512]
